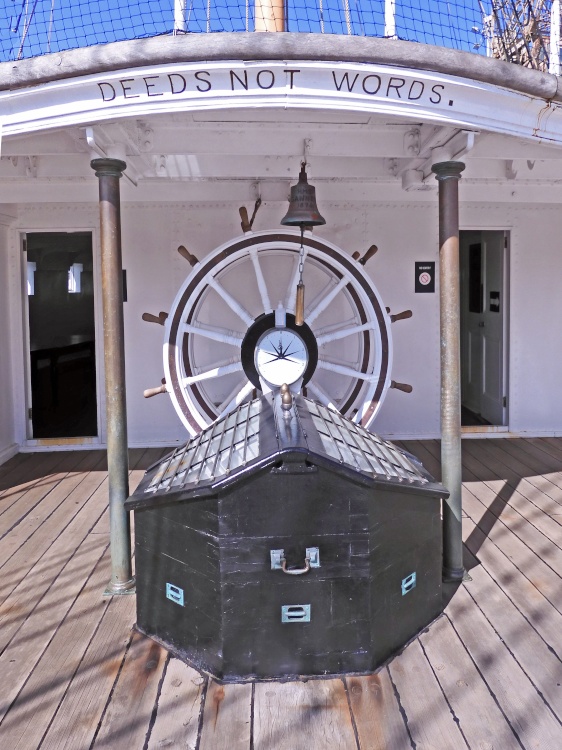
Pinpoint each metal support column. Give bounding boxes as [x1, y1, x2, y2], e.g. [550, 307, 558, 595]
[431, 159, 465, 582]
[91, 157, 135, 595]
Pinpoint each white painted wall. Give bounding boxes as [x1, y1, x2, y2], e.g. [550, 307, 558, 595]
[7, 197, 562, 450]
[0, 210, 18, 462]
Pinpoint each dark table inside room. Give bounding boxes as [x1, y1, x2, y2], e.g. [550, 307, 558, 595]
[29, 335, 97, 438]
[126, 393, 448, 681]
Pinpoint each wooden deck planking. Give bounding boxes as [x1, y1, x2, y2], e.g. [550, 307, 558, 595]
[464, 439, 562, 523]
[450, 577, 562, 744]
[0, 546, 113, 749]
[388, 638, 468, 749]
[0, 456, 109, 604]
[146, 659, 206, 750]
[346, 671, 412, 750]
[461, 514, 562, 662]
[91, 630, 167, 749]
[0, 441, 561, 748]
[39, 594, 137, 750]
[199, 681, 252, 749]
[253, 679, 357, 750]
[475, 438, 562, 502]
[419, 615, 520, 748]
[461, 442, 562, 545]
[0, 450, 88, 531]
[0, 450, 68, 498]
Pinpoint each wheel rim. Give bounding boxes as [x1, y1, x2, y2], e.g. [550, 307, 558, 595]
[164, 230, 393, 435]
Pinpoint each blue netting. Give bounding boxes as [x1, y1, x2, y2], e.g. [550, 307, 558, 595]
[0, 0, 550, 65]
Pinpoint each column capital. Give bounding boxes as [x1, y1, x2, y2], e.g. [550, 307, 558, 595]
[431, 160, 465, 180]
[90, 157, 127, 178]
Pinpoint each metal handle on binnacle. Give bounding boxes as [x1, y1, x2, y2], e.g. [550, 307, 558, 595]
[281, 557, 311, 575]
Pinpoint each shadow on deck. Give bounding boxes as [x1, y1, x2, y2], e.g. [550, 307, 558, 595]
[0, 438, 561, 749]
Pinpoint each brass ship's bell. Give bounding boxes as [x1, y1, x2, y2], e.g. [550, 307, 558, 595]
[280, 164, 326, 227]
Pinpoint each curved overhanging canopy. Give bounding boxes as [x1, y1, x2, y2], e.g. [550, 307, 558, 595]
[1, 35, 562, 205]
[3, 58, 562, 144]
[1, 33, 562, 143]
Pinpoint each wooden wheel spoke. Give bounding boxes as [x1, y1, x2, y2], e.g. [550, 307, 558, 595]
[249, 248, 272, 313]
[217, 380, 254, 418]
[316, 322, 373, 346]
[306, 276, 348, 326]
[317, 358, 375, 382]
[208, 277, 254, 327]
[306, 380, 339, 411]
[182, 360, 242, 386]
[165, 231, 391, 435]
[182, 322, 243, 347]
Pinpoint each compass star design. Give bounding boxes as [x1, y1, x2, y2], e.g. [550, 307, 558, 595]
[255, 328, 308, 387]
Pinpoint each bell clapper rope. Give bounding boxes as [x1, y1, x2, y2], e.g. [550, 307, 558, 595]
[295, 223, 305, 326]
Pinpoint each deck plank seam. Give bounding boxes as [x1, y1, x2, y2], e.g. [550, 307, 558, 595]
[339, 677, 361, 749]
[249, 680, 255, 750]
[0, 451, 72, 502]
[462, 439, 562, 513]
[523, 437, 562, 464]
[0, 502, 110, 658]
[35, 577, 117, 750]
[0, 446, 150, 599]
[0, 541, 110, 730]
[459, 583, 562, 728]
[462, 527, 562, 663]
[493, 438, 562, 472]
[518, 438, 562, 464]
[194, 671, 210, 750]
[462, 485, 562, 618]
[441, 612, 526, 750]
[88, 627, 136, 750]
[461, 477, 562, 574]
[0, 471, 64, 525]
[0, 452, 34, 485]
[142, 652, 171, 750]
[463, 440, 562, 513]
[0, 470, 108, 585]
[478, 440, 562, 508]
[416, 634, 471, 749]
[382, 666, 416, 749]
[469, 476, 562, 544]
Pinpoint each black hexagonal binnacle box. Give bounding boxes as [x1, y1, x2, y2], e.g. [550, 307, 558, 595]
[126, 394, 447, 681]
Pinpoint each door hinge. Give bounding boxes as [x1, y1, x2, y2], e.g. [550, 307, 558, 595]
[28, 407, 33, 420]
[503, 396, 507, 408]
[22, 235, 27, 253]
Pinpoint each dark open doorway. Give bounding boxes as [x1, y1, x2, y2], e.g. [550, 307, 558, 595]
[25, 232, 98, 439]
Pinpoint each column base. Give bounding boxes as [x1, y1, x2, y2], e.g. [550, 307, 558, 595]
[442, 565, 465, 583]
[103, 577, 136, 596]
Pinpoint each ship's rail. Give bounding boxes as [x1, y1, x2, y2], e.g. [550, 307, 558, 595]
[2, 0, 556, 71]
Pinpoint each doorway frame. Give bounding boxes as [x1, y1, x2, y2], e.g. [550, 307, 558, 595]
[460, 226, 510, 435]
[17, 225, 105, 449]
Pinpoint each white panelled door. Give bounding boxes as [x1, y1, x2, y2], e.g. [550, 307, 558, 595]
[460, 230, 507, 426]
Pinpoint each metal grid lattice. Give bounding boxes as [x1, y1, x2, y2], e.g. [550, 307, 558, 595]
[305, 398, 429, 483]
[3, 0, 554, 68]
[145, 398, 261, 492]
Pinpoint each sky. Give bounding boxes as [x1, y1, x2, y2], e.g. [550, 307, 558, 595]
[1, 0, 487, 62]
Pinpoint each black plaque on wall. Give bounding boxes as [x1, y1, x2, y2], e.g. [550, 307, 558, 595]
[415, 262, 435, 293]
